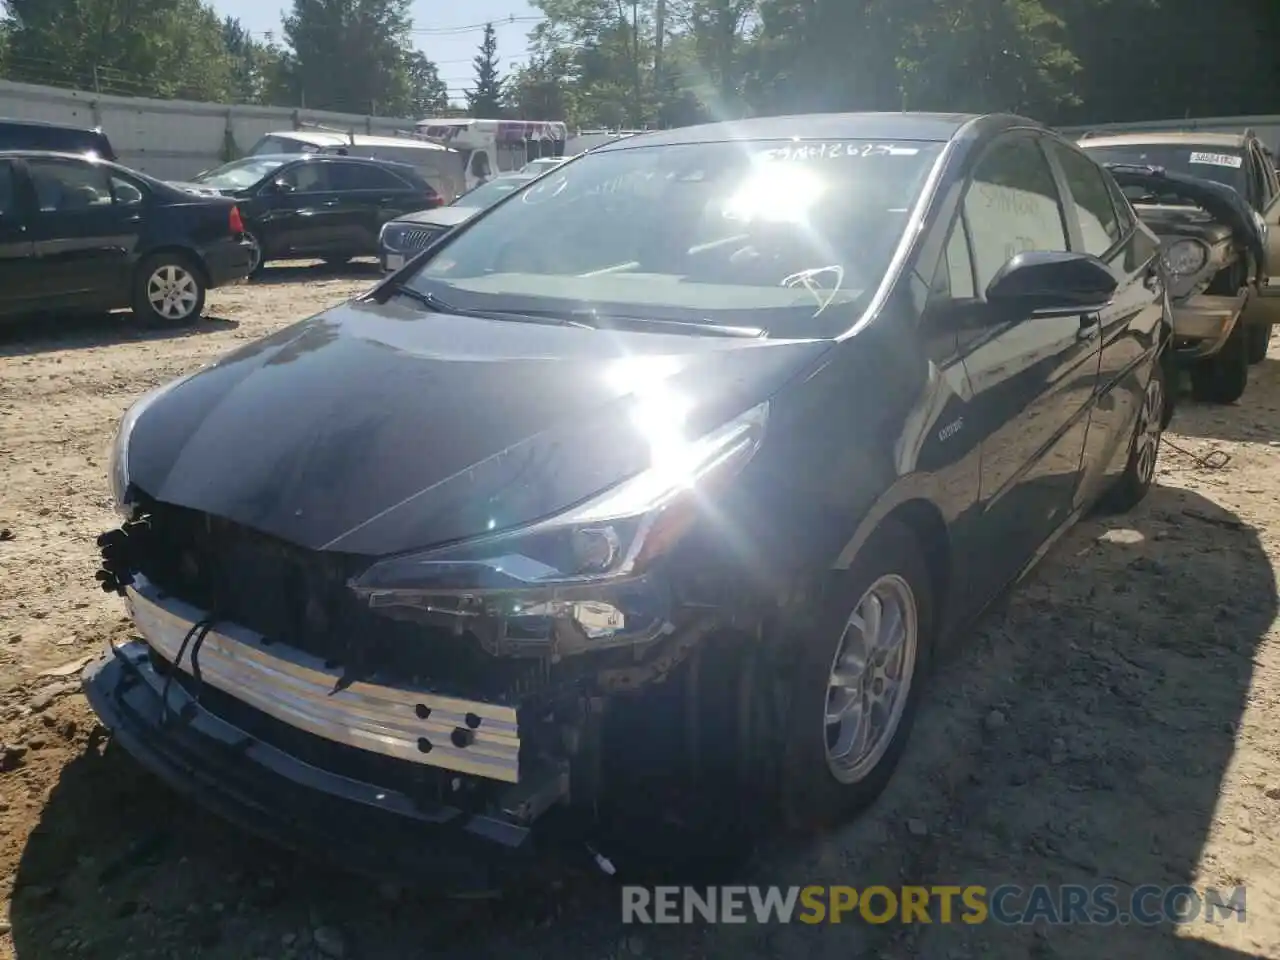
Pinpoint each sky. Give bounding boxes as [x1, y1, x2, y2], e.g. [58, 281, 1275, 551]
[206, 0, 541, 104]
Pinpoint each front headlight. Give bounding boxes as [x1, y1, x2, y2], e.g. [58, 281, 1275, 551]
[1162, 239, 1209, 277]
[348, 401, 770, 652]
[108, 375, 193, 515]
[380, 222, 409, 251]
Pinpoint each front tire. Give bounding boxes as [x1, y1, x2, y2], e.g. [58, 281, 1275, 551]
[780, 521, 934, 830]
[1098, 359, 1167, 514]
[1246, 323, 1272, 364]
[131, 254, 206, 327]
[1190, 317, 1249, 404]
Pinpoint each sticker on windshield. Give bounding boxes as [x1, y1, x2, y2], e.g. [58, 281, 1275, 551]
[758, 142, 920, 162]
[1189, 151, 1243, 169]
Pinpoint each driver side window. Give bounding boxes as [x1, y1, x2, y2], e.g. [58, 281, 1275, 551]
[963, 136, 1069, 295]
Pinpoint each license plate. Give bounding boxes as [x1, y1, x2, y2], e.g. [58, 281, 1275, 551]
[385, 253, 404, 272]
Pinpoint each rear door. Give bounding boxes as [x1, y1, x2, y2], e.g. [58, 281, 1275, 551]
[24, 156, 144, 311]
[1043, 137, 1166, 505]
[1244, 142, 1280, 324]
[0, 158, 38, 317]
[956, 131, 1102, 599]
[326, 161, 426, 254]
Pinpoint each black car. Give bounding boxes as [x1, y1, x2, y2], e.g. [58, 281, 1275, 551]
[379, 172, 536, 271]
[0, 151, 252, 326]
[176, 153, 443, 275]
[0, 117, 117, 161]
[88, 112, 1174, 883]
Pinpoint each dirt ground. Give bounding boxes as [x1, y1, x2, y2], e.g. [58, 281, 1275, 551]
[1, 263, 1278, 960]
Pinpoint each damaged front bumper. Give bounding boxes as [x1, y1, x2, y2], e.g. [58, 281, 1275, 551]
[1171, 290, 1247, 360]
[80, 576, 584, 885]
[82, 647, 551, 887]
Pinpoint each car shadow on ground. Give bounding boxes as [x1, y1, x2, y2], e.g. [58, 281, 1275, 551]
[251, 259, 382, 286]
[9, 477, 1274, 959]
[1170, 356, 1280, 444]
[0, 313, 239, 358]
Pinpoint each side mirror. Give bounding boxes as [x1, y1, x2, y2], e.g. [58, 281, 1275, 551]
[986, 250, 1117, 314]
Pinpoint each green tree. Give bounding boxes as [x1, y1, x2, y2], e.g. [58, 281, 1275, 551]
[465, 22, 505, 117]
[504, 47, 577, 121]
[405, 49, 450, 117]
[3, 0, 235, 100]
[221, 16, 283, 104]
[281, 0, 414, 113]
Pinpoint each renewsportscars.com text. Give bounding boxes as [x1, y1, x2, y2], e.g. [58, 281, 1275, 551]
[621, 884, 1247, 926]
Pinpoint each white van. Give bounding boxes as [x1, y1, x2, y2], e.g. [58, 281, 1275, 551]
[414, 119, 568, 193]
[245, 130, 466, 202]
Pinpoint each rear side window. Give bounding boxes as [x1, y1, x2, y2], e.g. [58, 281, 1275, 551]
[1046, 141, 1122, 257]
[26, 158, 114, 212]
[963, 135, 1069, 293]
[329, 162, 410, 191]
[0, 162, 15, 217]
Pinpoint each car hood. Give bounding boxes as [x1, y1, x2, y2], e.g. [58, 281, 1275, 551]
[125, 299, 830, 556]
[390, 205, 480, 227]
[1105, 163, 1265, 280]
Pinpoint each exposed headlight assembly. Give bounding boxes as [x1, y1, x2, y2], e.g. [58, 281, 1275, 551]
[1161, 238, 1209, 277]
[108, 375, 194, 515]
[349, 401, 770, 653]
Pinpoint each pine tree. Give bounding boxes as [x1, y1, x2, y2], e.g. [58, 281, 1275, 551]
[465, 22, 505, 117]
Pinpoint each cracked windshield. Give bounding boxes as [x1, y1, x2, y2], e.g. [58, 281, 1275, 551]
[405, 140, 942, 335]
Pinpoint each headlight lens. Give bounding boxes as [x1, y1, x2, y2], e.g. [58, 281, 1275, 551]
[1162, 239, 1208, 276]
[108, 375, 193, 515]
[348, 401, 770, 651]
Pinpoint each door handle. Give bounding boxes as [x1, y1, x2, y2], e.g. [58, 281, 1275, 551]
[1078, 315, 1101, 340]
[125, 214, 141, 224]
[321, 200, 339, 207]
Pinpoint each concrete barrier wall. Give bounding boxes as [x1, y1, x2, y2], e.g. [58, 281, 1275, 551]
[0, 79, 422, 180]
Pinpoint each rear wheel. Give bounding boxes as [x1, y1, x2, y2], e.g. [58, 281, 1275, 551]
[131, 254, 205, 327]
[1098, 360, 1167, 514]
[243, 228, 266, 278]
[1246, 323, 1272, 364]
[1190, 317, 1249, 404]
[779, 521, 933, 830]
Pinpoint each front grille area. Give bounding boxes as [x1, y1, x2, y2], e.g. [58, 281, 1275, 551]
[399, 226, 444, 251]
[126, 499, 567, 703]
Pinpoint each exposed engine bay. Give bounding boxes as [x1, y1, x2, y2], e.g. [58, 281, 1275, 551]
[1106, 164, 1264, 349]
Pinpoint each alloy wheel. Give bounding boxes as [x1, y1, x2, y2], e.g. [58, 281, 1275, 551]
[146, 265, 200, 322]
[1134, 375, 1164, 486]
[824, 573, 919, 784]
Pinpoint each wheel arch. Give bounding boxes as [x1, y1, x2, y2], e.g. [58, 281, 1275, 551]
[138, 245, 210, 289]
[832, 482, 953, 635]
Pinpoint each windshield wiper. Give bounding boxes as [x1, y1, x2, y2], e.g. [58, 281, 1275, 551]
[529, 308, 765, 338]
[382, 285, 595, 329]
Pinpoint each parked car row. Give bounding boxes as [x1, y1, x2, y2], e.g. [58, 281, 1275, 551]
[0, 117, 463, 326]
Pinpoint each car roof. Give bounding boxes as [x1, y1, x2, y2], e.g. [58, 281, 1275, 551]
[263, 130, 449, 151]
[0, 116, 104, 133]
[254, 152, 419, 171]
[0, 149, 115, 161]
[592, 112, 984, 150]
[1079, 131, 1249, 149]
